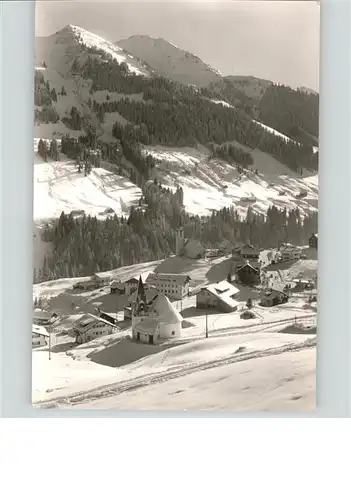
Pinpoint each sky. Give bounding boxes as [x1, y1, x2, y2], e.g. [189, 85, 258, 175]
[35, 1, 320, 90]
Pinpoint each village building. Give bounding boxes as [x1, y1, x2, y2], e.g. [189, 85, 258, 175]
[73, 274, 108, 291]
[124, 277, 139, 296]
[196, 280, 240, 313]
[95, 309, 117, 325]
[236, 261, 261, 286]
[291, 279, 315, 292]
[260, 289, 289, 307]
[205, 248, 221, 259]
[110, 280, 125, 295]
[176, 227, 206, 259]
[129, 285, 159, 305]
[309, 233, 318, 249]
[146, 273, 191, 299]
[232, 244, 260, 261]
[279, 246, 302, 262]
[32, 324, 50, 348]
[33, 310, 58, 326]
[73, 314, 116, 344]
[131, 278, 182, 344]
[124, 284, 159, 321]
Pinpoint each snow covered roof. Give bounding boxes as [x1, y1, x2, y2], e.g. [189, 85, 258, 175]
[153, 294, 183, 324]
[33, 310, 54, 320]
[124, 277, 139, 284]
[74, 313, 117, 332]
[32, 324, 50, 337]
[146, 273, 190, 286]
[237, 261, 260, 272]
[200, 280, 240, 309]
[134, 318, 159, 335]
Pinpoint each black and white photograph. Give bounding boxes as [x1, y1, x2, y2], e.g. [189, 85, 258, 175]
[32, 0, 319, 411]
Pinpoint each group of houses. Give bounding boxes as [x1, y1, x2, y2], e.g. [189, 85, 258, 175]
[34, 232, 317, 348]
[175, 227, 233, 260]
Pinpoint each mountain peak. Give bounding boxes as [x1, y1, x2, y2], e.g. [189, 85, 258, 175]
[117, 34, 223, 87]
[38, 25, 150, 77]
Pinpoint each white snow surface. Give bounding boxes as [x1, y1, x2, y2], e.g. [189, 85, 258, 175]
[75, 348, 316, 411]
[34, 156, 141, 221]
[144, 145, 318, 218]
[210, 99, 235, 108]
[33, 329, 316, 409]
[69, 25, 149, 76]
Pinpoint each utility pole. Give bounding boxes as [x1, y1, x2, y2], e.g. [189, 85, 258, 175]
[48, 332, 51, 361]
[205, 313, 208, 338]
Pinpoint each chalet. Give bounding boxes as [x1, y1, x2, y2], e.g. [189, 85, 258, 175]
[131, 278, 182, 344]
[232, 243, 260, 262]
[196, 280, 240, 313]
[309, 233, 318, 249]
[32, 324, 50, 348]
[73, 314, 116, 344]
[236, 261, 261, 286]
[73, 274, 108, 291]
[279, 246, 302, 262]
[33, 310, 58, 326]
[124, 277, 139, 296]
[110, 280, 125, 295]
[146, 273, 191, 299]
[176, 227, 206, 259]
[260, 289, 289, 307]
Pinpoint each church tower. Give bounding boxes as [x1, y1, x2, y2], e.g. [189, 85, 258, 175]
[175, 226, 185, 256]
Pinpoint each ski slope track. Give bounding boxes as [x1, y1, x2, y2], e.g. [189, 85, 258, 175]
[35, 337, 316, 409]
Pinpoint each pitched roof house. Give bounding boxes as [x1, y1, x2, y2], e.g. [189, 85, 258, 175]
[196, 280, 240, 312]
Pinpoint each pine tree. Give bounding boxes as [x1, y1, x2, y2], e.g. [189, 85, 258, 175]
[50, 88, 57, 102]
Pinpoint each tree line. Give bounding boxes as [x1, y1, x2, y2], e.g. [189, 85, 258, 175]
[35, 180, 317, 282]
[73, 53, 317, 173]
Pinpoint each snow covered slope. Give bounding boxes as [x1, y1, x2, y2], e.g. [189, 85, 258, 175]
[33, 330, 316, 409]
[145, 145, 318, 217]
[74, 347, 316, 411]
[34, 155, 141, 222]
[36, 24, 150, 77]
[117, 35, 223, 87]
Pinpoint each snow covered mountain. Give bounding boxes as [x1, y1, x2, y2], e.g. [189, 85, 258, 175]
[117, 35, 223, 87]
[36, 24, 151, 77]
[34, 25, 319, 223]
